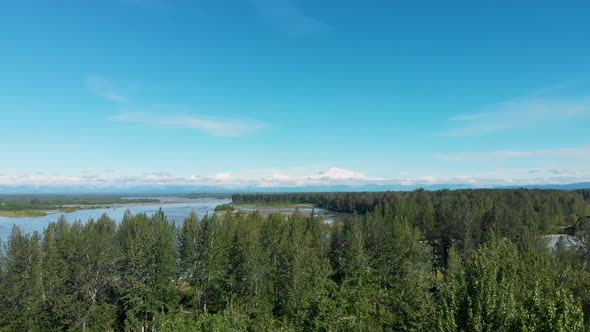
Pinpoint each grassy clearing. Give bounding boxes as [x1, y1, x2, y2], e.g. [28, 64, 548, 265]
[0, 195, 162, 218]
[0, 210, 48, 217]
[232, 202, 315, 208]
[0, 195, 159, 212]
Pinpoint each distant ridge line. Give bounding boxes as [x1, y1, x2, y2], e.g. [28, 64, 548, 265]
[0, 182, 589, 194]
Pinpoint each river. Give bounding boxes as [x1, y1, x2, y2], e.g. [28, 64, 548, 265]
[0, 197, 230, 240]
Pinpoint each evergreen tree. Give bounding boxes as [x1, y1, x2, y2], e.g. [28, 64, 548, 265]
[330, 216, 375, 330]
[41, 216, 79, 330]
[117, 210, 179, 330]
[0, 227, 43, 331]
[193, 214, 231, 314]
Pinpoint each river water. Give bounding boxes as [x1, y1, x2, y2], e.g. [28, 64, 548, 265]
[0, 197, 230, 240]
[1, 200, 576, 249]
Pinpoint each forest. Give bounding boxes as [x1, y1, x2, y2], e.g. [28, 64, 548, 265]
[1, 189, 590, 331]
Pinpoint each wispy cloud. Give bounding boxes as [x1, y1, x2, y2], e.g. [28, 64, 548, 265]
[440, 97, 590, 137]
[87, 76, 267, 138]
[108, 112, 265, 137]
[0, 167, 382, 189]
[252, 0, 330, 36]
[209, 173, 235, 181]
[86, 76, 133, 103]
[2, 165, 590, 190]
[434, 145, 590, 161]
[313, 167, 370, 181]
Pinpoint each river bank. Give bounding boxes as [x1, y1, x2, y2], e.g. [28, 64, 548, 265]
[0, 198, 202, 218]
[0, 197, 231, 239]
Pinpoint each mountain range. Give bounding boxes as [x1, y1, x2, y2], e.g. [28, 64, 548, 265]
[0, 183, 589, 195]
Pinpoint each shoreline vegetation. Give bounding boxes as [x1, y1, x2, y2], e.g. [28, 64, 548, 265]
[0, 195, 161, 218]
[0, 210, 48, 217]
[214, 202, 333, 219]
[0, 197, 319, 219]
[213, 203, 235, 212]
[232, 202, 315, 209]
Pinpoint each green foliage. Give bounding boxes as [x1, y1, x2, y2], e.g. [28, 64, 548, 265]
[117, 209, 179, 330]
[182, 193, 235, 199]
[234, 189, 590, 270]
[0, 209, 48, 217]
[436, 238, 584, 332]
[214, 203, 235, 212]
[1, 191, 590, 331]
[154, 312, 249, 332]
[0, 194, 159, 212]
[0, 227, 43, 331]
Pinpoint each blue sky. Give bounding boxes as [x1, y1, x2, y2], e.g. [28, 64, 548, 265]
[1, 0, 590, 189]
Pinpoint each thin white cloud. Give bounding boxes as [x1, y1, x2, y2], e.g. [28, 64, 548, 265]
[1, 165, 590, 190]
[440, 97, 590, 137]
[312, 167, 370, 180]
[435, 145, 590, 161]
[108, 112, 264, 137]
[87, 76, 266, 138]
[254, 167, 379, 188]
[0, 167, 376, 189]
[252, 0, 330, 36]
[209, 173, 235, 181]
[86, 76, 132, 103]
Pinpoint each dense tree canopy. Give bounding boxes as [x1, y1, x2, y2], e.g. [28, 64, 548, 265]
[1, 189, 590, 331]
